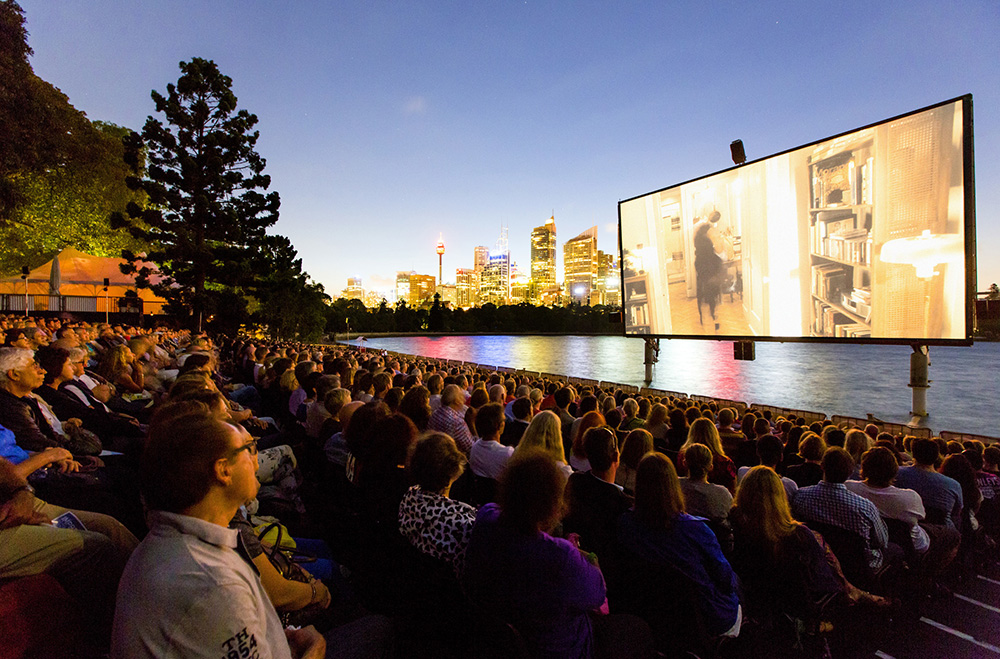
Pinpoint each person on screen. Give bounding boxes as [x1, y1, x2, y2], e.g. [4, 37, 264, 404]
[694, 211, 725, 330]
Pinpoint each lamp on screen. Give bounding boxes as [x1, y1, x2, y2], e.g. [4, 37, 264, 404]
[880, 230, 963, 279]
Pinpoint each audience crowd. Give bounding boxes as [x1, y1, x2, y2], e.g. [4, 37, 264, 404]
[1, 312, 999, 658]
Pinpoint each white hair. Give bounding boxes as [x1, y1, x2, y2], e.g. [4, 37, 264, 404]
[0, 347, 34, 385]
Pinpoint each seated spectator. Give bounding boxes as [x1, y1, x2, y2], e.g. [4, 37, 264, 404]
[3, 328, 32, 349]
[464, 450, 645, 658]
[34, 346, 144, 452]
[679, 443, 733, 524]
[398, 432, 478, 576]
[426, 374, 444, 411]
[845, 430, 871, 479]
[513, 410, 573, 478]
[662, 408, 688, 458]
[731, 466, 889, 622]
[469, 402, 513, 481]
[0, 347, 98, 457]
[398, 385, 432, 432]
[680, 418, 737, 494]
[616, 452, 741, 638]
[428, 384, 474, 454]
[563, 426, 631, 560]
[112, 404, 391, 658]
[716, 407, 743, 458]
[940, 453, 982, 538]
[360, 414, 418, 524]
[619, 398, 644, 433]
[1, 453, 135, 648]
[738, 434, 798, 502]
[785, 432, 827, 488]
[569, 410, 605, 472]
[499, 396, 532, 447]
[643, 403, 669, 445]
[895, 438, 964, 531]
[792, 447, 891, 572]
[304, 374, 340, 440]
[846, 447, 960, 578]
[96, 345, 145, 395]
[616, 428, 654, 496]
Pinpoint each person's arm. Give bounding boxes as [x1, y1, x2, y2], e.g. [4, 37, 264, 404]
[251, 552, 331, 612]
[12, 447, 76, 480]
[284, 627, 326, 659]
[559, 537, 607, 611]
[867, 506, 889, 551]
[0, 457, 49, 529]
[693, 521, 736, 594]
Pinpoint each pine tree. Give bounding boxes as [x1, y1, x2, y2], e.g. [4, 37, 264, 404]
[114, 57, 280, 328]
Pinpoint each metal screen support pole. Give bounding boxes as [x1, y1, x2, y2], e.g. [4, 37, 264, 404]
[643, 337, 659, 383]
[909, 344, 930, 420]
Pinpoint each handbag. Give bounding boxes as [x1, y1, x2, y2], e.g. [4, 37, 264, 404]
[64, 425, 103, 456]
[255, 522, 325, 626]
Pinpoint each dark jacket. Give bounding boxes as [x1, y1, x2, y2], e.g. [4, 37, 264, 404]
[0, 387, 64, 452]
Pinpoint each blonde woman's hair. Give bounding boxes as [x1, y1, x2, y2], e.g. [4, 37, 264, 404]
[645, 403, 668, 429]
[731, 466, 799, 550]
[682, 417, 727, 459]
[513, 410, 566, 465]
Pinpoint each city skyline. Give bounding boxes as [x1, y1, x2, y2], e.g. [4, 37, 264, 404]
[17, 2, 999, 298]
[341, 215, 620, 307]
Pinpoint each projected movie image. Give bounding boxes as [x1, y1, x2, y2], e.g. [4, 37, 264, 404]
[619, 97, 970, 342]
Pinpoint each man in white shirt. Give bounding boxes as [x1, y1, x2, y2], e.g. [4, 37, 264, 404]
[845, 446, 960, 578]
[112, 408, 325, 659]
[469, 403, 513, 480]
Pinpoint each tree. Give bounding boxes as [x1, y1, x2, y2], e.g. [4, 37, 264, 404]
[114, 58, 280, 329]
[0, 121, 150, 275]
[1, 0, 115, 227]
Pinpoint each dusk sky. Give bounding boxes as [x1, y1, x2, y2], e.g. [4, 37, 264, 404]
[19, 1, 999, 297]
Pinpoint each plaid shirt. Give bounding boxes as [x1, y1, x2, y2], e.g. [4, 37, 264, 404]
[428, 405, 474, 454]
[792, 481, 889, 569]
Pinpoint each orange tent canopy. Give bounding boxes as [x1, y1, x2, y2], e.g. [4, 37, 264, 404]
[0, 247, 168, 302]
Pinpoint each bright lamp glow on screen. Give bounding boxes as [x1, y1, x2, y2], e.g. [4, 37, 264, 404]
[618, 96, 972, 344]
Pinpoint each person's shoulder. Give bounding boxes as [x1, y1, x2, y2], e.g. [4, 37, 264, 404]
[844, 479, 867, 494]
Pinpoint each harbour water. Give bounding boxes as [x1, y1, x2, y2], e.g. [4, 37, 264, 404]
[345, 335, 999, 438]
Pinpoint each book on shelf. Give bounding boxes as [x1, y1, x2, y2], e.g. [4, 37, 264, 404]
[629, 304, 647, 327]
[812, 264, 848, 300]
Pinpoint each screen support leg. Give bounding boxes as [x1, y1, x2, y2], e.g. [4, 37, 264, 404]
[908, 344, 930, 422]
[643, 338, 659, 383]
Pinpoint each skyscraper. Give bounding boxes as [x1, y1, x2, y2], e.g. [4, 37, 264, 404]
[343, 277, 364, 301]
[473, 246, 489, 273]
[455, 268, 480, 308]
[409, 274, 437, 307]
[530, 215, 557, 304]
[480, 227, 510, 306]
[563, 226, 599, 305]
[396, 271, 412, 304]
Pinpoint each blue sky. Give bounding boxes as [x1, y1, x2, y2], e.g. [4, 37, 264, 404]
[20, 1, 1000, 296]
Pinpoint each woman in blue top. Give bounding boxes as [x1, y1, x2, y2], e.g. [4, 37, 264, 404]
[616, 452, 741, 638]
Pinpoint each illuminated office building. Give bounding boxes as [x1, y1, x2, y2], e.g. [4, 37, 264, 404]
[395, 272, 411, 305]
[409, 274, 437, 307]
[596, 251, 621, 306]
[456, 268, 480, 308]
[473, 246, 489, 273]
[530, 215, 557, 304]
[480, 228, 510, 306]
[343, 277, 364, 301]
[563, 226, 599, 305]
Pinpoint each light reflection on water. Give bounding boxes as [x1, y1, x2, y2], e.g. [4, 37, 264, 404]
[350, 336, 999, 437]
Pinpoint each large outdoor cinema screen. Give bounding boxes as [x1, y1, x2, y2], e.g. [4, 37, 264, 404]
[618, 95, 974, 344]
